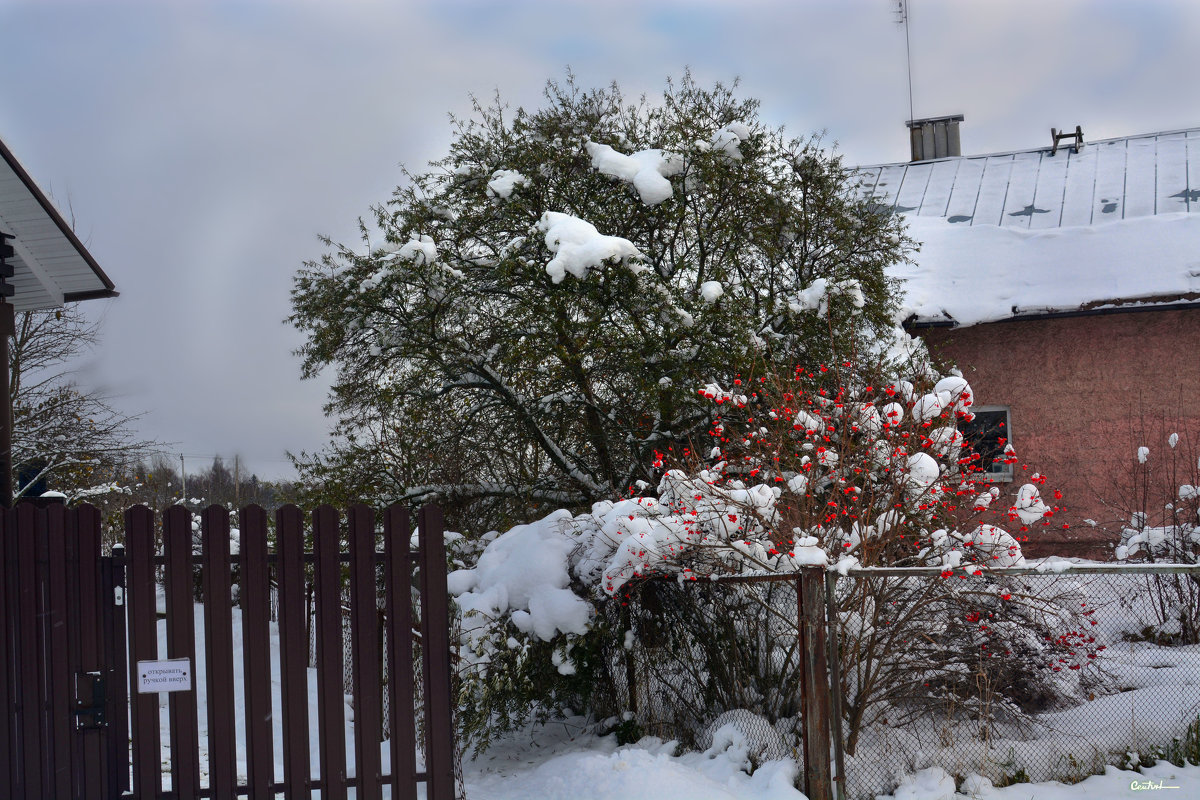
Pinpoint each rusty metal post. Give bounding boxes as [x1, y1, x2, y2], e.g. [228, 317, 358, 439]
[799, 567, 833, 800]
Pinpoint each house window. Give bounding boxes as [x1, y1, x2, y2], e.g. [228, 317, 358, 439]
[960, 406, 1013, 482]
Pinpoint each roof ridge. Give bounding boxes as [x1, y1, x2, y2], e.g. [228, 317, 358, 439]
[854, 125, 1200, 170]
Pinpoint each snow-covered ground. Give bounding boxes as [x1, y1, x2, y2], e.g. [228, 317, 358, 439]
[463, 718, 1200, 800]
[153, 597, 1200, 799]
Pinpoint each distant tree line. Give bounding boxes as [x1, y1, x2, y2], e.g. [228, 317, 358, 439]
[122, 453, 298, 512]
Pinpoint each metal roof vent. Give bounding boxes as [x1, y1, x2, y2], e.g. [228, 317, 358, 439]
[906, 114, 963, 162]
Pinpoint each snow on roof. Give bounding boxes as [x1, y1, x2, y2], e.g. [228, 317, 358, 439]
[856, 128, 1200, 327]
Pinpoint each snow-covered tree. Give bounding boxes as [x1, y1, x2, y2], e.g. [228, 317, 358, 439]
[10, 305, 155, 501]
[289, 74, 911, 526]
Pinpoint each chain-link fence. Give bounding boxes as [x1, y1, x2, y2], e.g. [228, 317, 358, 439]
[617, 564, 1200, 800]
[608, 575, 807, 752]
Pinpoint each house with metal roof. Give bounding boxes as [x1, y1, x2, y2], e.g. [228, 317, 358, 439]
[861, 120, 1200, 557]
[0, 135, 117, 505]
[0, 138, 116, 310]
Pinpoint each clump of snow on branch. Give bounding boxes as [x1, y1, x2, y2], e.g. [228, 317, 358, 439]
[1012, 484, 1051, 525]
[450, 510, 593, 670]
[537, 211, 644, 283]
[699, 280, 724, 303]
[710, 122, 751, 160]
[789, 277, 865, 316]
[585, 142, 684, 206]
[486, 169, 529, 199]
[380, 234, 439, 266]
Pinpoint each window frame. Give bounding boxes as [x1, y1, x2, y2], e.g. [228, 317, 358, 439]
[960, 404, 1014, 483]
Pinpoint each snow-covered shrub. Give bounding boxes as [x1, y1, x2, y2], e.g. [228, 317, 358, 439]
[1115, 429, 1200, 644]
[448, 355, 1106, 755]
[700, 710, 793, 772]
[614, 359, 1104, 753]
[1117, 431, 1200, 564]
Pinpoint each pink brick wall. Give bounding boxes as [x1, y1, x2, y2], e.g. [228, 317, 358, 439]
[921, 308, 1200, 559]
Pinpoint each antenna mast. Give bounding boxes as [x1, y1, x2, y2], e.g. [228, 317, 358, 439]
[897, 0, 915, 123]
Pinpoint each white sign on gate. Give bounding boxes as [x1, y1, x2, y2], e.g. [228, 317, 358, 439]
[136, 658, 193, 693]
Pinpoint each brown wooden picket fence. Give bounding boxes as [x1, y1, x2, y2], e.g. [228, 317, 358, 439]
[0, 501, 458, 800]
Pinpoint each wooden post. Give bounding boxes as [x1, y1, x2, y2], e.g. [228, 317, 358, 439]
[825, 571, 847, 800]
[0, 300, 13, 507]
[799, 567, 833, 800]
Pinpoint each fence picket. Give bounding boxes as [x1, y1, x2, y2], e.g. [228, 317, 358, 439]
[202, 505, 238, 799]
[105, 533, 130, 798]
[45, 505, 72, 798]
[314, 505, 349, 799]
[275, 505, 311, 799]
[240, 505, 274, 799]
[0, 509, 14, 797]
[125, 505, 162, 798]
[164, 505, 201, 799]
[15, 504, 43, 798]
[64, 508, 88, 799]
[66, 505, 107, 799]
[2, 501, 458, 800]
[349, 504, 383, 799]
[419, 505, 455, 800]
[385, 504, 418, 798]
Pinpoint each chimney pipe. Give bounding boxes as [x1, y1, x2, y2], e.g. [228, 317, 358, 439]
[906, 114, 964, 161]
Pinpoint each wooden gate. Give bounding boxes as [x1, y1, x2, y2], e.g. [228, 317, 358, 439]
[0, 502, 458, 800]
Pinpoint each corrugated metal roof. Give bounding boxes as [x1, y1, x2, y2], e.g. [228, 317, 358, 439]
[0, 136, 117, 312]
[853, 128, 1200, 229]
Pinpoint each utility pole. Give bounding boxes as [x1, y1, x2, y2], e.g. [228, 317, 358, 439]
[180, 453, 187, 506]
[234, 454, 240, 508]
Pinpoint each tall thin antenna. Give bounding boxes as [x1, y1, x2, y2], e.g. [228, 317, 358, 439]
[897, 0, 915, 123]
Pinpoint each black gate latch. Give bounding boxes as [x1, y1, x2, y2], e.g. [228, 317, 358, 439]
[72, 671, 106, 730]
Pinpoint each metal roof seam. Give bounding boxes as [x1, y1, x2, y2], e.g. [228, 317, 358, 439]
[1120, 136, 1129, 221]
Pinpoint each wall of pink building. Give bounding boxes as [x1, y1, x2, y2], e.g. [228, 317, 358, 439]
[921, 307, 1200, 560]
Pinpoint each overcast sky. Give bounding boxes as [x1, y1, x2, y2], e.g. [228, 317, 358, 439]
[0, 0, 1197, 481]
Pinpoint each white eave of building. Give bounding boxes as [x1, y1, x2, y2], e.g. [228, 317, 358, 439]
[855, 128, 1200, 328]
[0, 136, 117, 311]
